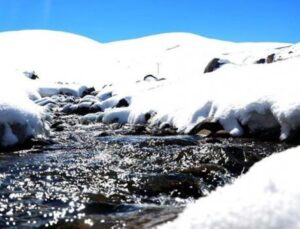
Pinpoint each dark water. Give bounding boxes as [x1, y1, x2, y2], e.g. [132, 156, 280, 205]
[0, 125, 290, 228]
[0, 93, 292, 228]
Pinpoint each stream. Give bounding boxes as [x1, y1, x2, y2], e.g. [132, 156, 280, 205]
[0, 95, 292, 228]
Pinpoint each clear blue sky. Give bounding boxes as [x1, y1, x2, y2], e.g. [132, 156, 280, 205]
[0, 0, 299, 43]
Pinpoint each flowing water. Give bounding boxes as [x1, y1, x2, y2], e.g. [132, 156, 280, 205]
[0, 96, 291, 228]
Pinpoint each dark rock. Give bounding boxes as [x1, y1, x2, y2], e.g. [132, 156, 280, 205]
[23, 71, 39, 80]
[129, 174, 202, 198]
[204, 58, 228, 73]
[127, 125, 147, 135]
[144, 112, 157, 123]
[62, 102, 102, 115]
[267, 53, 275, 63]
[289, 51, 293, 54]
[189, 118, 224, 135]
[255, 58, 266, 64]
[115, 98, 130, 108]
[51, 121, 64, 129]
[144, 74, 159, 81]
[53, 124, 65, 132]
[76, 102, 94, 115]
[204, 138, 222, 144]
[145, 113, 152, 122]
[214, 130, 231, 138]
[89, 103, 102, 113]
[85, 202, 124, 215]
[81, 87, 95, 97]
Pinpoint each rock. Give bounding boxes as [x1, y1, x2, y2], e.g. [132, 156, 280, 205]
[267, 53, 275, 63]
[144, 74, 159, 81]
[115, 98, 129, 108]
[204, 58, 228, 73]
[81, 87, 95, 97]
[53, 124, 65, 132]
[189, 118, 224, 135]
[181, 164, 228, 187]
[80, 112, 104, 125]
[214, 130, 231, 138]
[76, 102, 94, 115]
[51, 121, 64, 129]
[195, 129, 229, 139]
[129, 174, 202, 198]
[197, 129, 212, 137]
[62, 101, 102, 115]
[144, 112, 157, 123]
[23, 71, 39, 80]
[255, 58, 266, 64]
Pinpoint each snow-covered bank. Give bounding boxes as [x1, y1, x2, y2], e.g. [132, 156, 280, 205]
[161, 146, 300, 229]
[0, 29, 300, 148]
[99, 54, 300, 140]
[0, 70, 47, 148]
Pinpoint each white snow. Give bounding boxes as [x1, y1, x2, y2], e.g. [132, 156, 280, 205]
[99, 56, 300, 139]
[0, 69, 47, 148]
[37, 82, 89, 97]
[0, 29, 299, 146]
[161, 146, 300, 229]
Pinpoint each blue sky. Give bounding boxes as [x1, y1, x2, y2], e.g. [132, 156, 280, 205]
[0, 0, 299, 43]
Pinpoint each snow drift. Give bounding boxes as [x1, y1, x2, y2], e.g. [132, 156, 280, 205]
[161, 146, 300, 229]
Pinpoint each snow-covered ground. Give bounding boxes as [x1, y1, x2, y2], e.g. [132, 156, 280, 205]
[161, 146, 300, 229]
[0, 29, 299, 144]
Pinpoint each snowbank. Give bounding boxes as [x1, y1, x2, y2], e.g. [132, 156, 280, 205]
[99, 55, 300, 140]
[0, 70, 47, 148]
[161, 146, 300, 229]
[0, 29, 299, 142]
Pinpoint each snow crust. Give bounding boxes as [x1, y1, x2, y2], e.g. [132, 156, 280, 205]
[162, 146, 300, 229]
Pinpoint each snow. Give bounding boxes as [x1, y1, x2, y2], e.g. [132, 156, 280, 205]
[161, 146, 300, 229]
[37, 82, 89, 97]
[99, 56, 300, 139]
[0, 29, 299, 146]
[0, 69, 47, 148]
